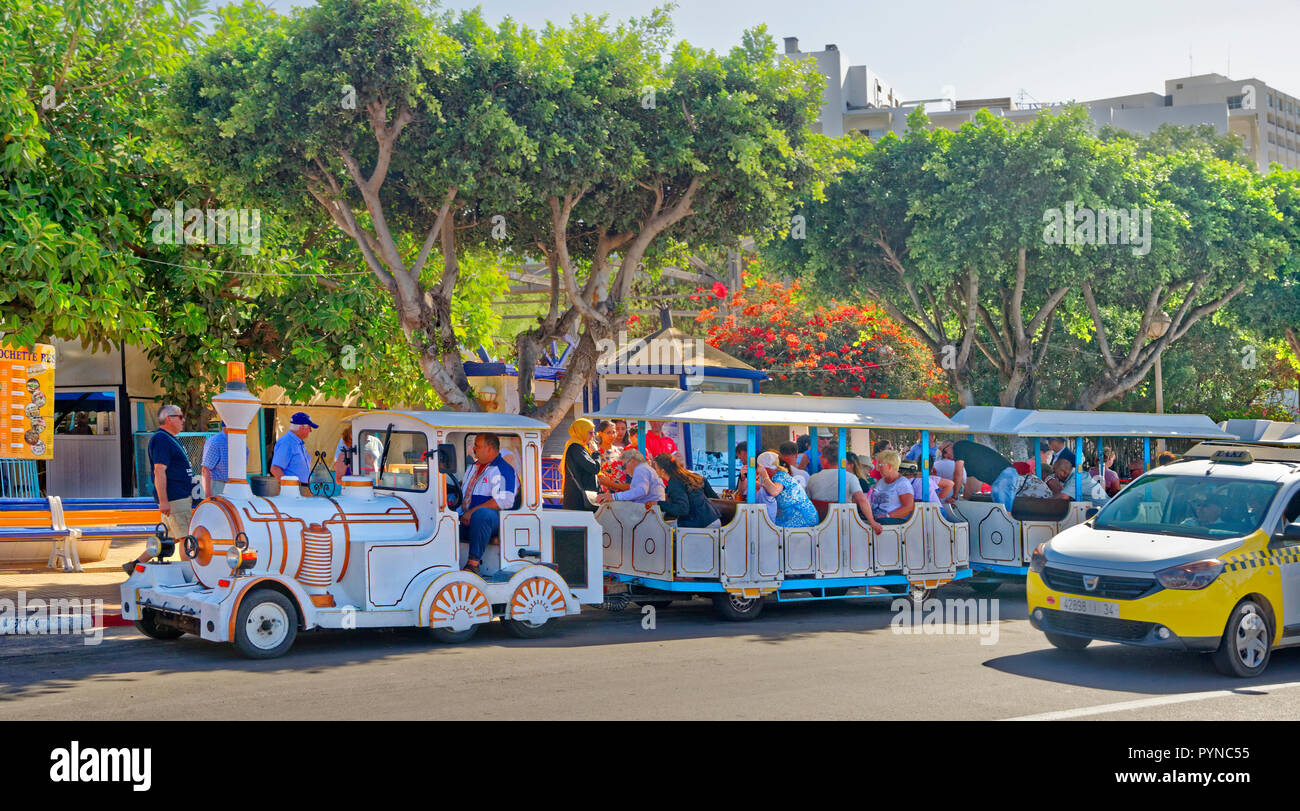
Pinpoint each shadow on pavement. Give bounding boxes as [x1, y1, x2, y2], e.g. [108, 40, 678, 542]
[0, 582, 1018, 700]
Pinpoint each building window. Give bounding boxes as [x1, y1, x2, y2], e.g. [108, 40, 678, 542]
[1228, 95, 1243, 109]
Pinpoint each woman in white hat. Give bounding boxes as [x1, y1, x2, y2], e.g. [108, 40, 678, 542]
[754, 450, 819, 527]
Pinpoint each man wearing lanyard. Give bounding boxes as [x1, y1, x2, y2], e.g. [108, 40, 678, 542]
[270, 412, 317, 487]
[459, 433, 517, 575]
[129, 404, 197, 572]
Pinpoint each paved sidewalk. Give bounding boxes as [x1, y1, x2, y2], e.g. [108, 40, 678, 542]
[0, 538, 146, 612]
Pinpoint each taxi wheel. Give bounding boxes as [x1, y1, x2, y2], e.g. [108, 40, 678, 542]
[134, 610, 183, 641]
[1044, 631, 1092, 651]
[713, 593, 764, 621]
[1212, 599, 1271, 678]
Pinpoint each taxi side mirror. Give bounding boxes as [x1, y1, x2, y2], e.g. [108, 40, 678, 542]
[1084, 507, 1100, 520]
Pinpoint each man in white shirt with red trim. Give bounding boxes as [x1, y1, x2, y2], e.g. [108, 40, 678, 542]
[459, 433, 517, 575]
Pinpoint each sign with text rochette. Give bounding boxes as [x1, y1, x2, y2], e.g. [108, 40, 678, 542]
[0, 342, 56, 460]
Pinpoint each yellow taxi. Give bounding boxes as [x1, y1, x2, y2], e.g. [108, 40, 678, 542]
[1027, 442, 1300, 677]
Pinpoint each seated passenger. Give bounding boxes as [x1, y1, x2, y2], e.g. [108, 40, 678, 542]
[753, 451, 819, 528]
[1045, 457, 1107, 504]
[596, 449, 665, 505]
[459, 433, 517, 575]
[779, 441, 811, 486]
[806, 442, 872, 518]
[655, 454, 721, 528]
[866, 450, 915, 533]
[732, 440, 749, 499]
[1087, 449, 1122, 497]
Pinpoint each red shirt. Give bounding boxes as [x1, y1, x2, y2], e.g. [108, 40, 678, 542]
[645, 431, 677, 460]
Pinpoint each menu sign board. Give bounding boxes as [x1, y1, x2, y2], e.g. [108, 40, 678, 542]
[0, 342, 56, 460]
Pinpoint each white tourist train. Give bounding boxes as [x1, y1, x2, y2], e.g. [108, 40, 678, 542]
[121, 363, 604, 658]
[588, 387, 972, 620]
[949, 406, 1234, 592]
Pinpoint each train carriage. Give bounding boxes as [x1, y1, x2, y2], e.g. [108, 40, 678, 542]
[949, 407, 1234, 591]
[588, 387, 972, 620]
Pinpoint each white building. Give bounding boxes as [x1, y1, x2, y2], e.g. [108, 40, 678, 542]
[782, 37, 1298, 172]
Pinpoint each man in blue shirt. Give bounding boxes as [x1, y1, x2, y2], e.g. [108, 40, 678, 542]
[200, 422, 249, 498]
[270, 412, 317, 487]
[129, 404, 197, 572]
[459, 433, 517, 574]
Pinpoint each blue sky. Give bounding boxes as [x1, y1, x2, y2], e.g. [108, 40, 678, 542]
[236, 0, 1300, 103]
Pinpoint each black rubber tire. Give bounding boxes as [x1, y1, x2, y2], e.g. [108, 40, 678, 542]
[134, 610, 183, 640]
[232, 589, 298, 659]
[1045, 631, 1092, 651]
[429, 624, 480, 644]
[1212, 599, 1271, 678]
[503, 618, 554, 638]
[602, 593, 631, 612]
[635, 599, 674, 610]
[969, 580, 1001, 595]
[822, 587, 851, 597]
[712, 593, 765, 621]
[909, 586, 935, 604]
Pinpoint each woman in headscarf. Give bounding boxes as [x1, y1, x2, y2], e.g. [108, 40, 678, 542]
[655, 453, 721, 528]
[754, 450, 819, 528]
[561, 418, 601, 511]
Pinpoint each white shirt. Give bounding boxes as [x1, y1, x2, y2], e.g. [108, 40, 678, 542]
[789, 465, 811, 487]
[805, 468, 863, 502]
[933, 458, 956, 481]
[461, 457, 517, 512]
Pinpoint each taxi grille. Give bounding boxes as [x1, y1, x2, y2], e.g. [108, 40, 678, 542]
[1039, 608, 1153, 642]
[1042, 566, 1160, 600]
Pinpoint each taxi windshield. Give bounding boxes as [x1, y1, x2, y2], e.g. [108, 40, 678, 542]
[1093, 474, 1280, 540]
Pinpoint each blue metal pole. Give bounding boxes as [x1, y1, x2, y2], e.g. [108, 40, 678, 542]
[747, 425, 758, 504]
[638, 420, 646, 456]
[838, 427, 847, 503]
[1033, 436, 1041, 478]
[1096, 436, 1103, 484]
[920, 429, 930, 502]
[809, 425, 818, 474]
[1143, 437, 1151, 472]
[728, 424, 736, 489]
[1075, 436, 1084, 501]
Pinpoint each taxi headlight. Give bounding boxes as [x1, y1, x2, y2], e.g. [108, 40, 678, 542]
[1155, 559, 1224, 590]
[1029, 542, 1048, 573]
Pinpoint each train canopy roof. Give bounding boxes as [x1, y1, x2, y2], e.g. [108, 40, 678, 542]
[589, 387, 967, 431]
[950, 406, 1233, 439]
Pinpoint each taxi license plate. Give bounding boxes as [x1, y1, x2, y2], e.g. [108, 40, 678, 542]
[1060, 596, 1119, 618]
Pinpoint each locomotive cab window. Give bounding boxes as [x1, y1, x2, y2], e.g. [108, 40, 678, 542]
[357, 428, 429, 492]
[449, 431, 526, 511]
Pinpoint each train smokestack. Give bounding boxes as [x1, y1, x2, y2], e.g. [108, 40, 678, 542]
[211, 361, 261, 499]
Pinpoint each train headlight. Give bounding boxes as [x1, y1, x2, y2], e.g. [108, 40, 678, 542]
[1155, 559, 1223, 590]
[225, 546, 258, 573]
[147, 526, 175, 560]
[1029, 542, 1048, 573]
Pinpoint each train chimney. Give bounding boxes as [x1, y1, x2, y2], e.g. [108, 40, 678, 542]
[210, 361, 261, 499]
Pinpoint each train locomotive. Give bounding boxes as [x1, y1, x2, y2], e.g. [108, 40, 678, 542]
[121, 362, 604, 658]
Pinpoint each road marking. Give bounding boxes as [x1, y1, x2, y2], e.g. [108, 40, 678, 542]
[1005, 680, 1300, 720]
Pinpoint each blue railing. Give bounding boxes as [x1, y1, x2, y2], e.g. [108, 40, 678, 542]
[0, 459, 40, 498]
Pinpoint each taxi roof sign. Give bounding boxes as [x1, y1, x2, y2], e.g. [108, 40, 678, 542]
[1209, 448, 1253, 464]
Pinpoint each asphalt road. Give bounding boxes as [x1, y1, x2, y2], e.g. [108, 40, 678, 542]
[4, 583, 1300, 720]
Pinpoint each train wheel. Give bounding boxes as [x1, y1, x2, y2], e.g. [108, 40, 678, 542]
[969, 580, 1001, 595]
[712, 593, 764, 622]
[1212, 599, 1271, 678]
[429, 624, 480, 644]
[1044, 631, 1091, 651]
[233, 589, 298, 659]
[908, 585, 935, 604]
[503, 617, 554, 638]
[134, 610, 183, 641]
[822, 587, 850, 597]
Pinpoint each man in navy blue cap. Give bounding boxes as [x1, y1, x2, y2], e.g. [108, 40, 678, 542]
[270, 411, 317, 485]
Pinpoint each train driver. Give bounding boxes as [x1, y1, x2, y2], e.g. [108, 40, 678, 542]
[459, 433, 517, 575]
